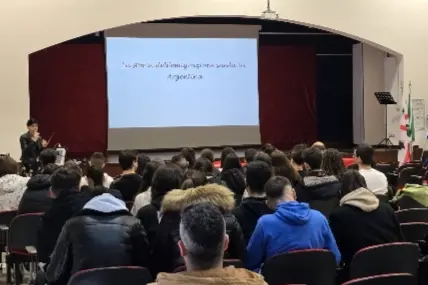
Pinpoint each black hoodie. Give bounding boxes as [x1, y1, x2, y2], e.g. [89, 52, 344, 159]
[18, 174, 53, 214]
[110, 173, 143, 202]
[232, 197, 274, 244]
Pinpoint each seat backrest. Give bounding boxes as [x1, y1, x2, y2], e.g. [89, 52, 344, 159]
[349, 242, 419, 279]
[396, 208, 428, 223]
[261, 249, 336, 285]
[343, 273, 415, 285]
[8, 213, 43, 251]
[67, 266, 152, 285]
[374, 163, 395, 175]
[400, 222, 428, 242]
[0, 210, 17, 244]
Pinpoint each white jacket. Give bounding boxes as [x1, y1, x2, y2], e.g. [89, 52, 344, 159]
[0, 174, 30, 211]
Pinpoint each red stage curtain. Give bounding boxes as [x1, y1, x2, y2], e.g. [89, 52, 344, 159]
[258, 46, 317, 150]
[29, 44, 107, 157]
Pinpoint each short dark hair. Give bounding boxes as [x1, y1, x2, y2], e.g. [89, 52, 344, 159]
[291, 144, 307, 165]
[200, 148, 215, 163]
[40, 148, 57, 166]
[261, 143, 275, 155]
[222, 153, 242, 171]
[180, 203, 226, 270]
[172, 154, 186, 164]
[180, 147, 196, 168]
[63, 160, 82, 175]
[42, 163, 59, 175]
[220, 147, 235, 168]
[50, 166, 81, 194]
[194, 157, 214, 174]
[254, 152, 272, 167]
[264, 176, 291, 199]
[90, 152, 105, 168]
[139, 160, 162, 193]
[246, 161, 273, 194]
[341, 170, 367, 198]
[356, 144, 374, 166]
[136, 154, 151, 176]
[303, 147, 323, 169]
[151, 164, 184, 208]
[181, 171, 208, 190]
[26, 118, 38, 127]
[86, 165, 104, 187]
[244, 148, 258, 163]
[0, 155, 18, 177]
[118, 150, 137, 171]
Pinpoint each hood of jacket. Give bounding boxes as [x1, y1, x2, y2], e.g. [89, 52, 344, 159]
[161, 184, 235, 213]
[150, 266, 267, 285]
[275, 201, 311, 225]
[83, 193, 128, 213]
[302, 175, 341, 199]
[26, 174, 51, 190]
[340, 187, 380, 212]
[238, 197, 273, 219]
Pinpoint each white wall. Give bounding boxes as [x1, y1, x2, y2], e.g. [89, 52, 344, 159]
[1, 0, 428, 158]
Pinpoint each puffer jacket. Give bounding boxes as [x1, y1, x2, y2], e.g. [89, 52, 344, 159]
[46, 193, 150, 285]
[149, 184, 245, 276]
[18, 173, 52, 214]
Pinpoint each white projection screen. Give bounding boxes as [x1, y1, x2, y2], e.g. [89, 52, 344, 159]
[105, 23, 261, 150]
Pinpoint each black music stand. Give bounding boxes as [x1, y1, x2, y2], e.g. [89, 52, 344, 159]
[374, 92, 397, 147]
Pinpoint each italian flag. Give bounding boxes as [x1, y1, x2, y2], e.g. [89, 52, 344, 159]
[398, 88, 415, 164]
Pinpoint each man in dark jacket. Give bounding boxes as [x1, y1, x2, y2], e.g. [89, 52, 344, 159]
[295, 147, 341, 217]
[18, 163, 59, 214]
[37, 166, 90, 264]
[20, 118, 47, 174]
[46, 192, 149, 285]
[233, 161, 274, 244]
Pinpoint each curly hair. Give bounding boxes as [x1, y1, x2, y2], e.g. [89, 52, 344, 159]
[321, 148, 345, 179]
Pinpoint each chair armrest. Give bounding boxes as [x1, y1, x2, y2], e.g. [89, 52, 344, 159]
[411, 175, 422, 179]
[25, 246, 37, 255]
[388, 172, 399, 177]
[0, 224, 9, 231]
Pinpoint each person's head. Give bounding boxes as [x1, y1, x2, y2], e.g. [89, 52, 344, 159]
[89, 152, 106, 169]
[244, 148, 258, 164]
[222, 153, 242, 172]
[26, 118, 38, 135]
[246, 161, 273, 195]
[271, 150, 301, 184]
[42, 163, 59, 175]
[264, 176, 295, 207]
[179, 203, 229, 271]
[0, 155, 18, 177]
[220, 147, 235, 168]
[136, 154, 151, 176]
[341, 170, 367, 198]
[312, 141, 326, 151]
[194, 157, 214, 174]
[64, 160, 82, 176]
[39, 148, 57, 167]
[172, 154, 189, 173]
[118, 150, 138, 172]
[291, 144, 307, 166]
[322, 148, 345, 179]
[261, 143, 276, 155]
[180, 147, 196, 168]
[254, 151, 273, 167]
[86, 165, 104, 188]
[200, 148, 215, 163]
[151, 164, 185, 208]
[50, 166, 81, 198]
[181, 171, 208, 190]
[303, 147, 323, 170]
[139, 160, 163, 193]
[355, 144, 374, 167]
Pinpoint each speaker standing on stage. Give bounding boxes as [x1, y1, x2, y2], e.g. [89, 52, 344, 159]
[20, 118, 47, 173]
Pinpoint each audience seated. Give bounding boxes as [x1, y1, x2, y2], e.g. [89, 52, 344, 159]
[194, 157, 223, 185]
[180, 147, 196, 169]
[131, 160, 163, 215]
[356, 144, 388, 195]
[221, 153, 246, 206]
[18, 163, 58, 214]
[246, 176, 340, 271]
[181, 171, 208, 189]
[110, 150, 143, 202]
[150, 184, 245, 275]
[149, 203, 267, 285]
[329, 170, 403, 269]
[245, 148, 258, 165]
[220, 147, 236, 168]
[38, 148, 58, 173]
[46, 191, 149, 285]
[37, 166, 90, 264]
[171, 154, 189, 174]
[322, 148, 346, 180]
[271, 150, 301, 186]
[233, 161, 274, 244]
[291, 144, 308, 178]
[254, 151, 273, 167]
[81, 165, 123, 200]
[136, 164, 184, 245]
[0, 154, 30, 211]
[81, 152, 114, 188]
[295, 146, 341, 217]
[136, 153, 151, 176]
[200, 148, 221, 176]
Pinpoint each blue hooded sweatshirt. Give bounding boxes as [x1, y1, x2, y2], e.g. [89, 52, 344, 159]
[245, 201, 341, 271]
